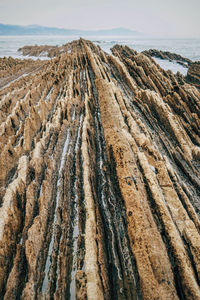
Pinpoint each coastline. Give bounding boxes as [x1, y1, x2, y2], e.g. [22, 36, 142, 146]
[0, 35, 200, 73]
[0, 39, 200, 299]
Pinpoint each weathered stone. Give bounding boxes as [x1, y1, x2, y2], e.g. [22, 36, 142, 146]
[0, 39, 200, 300]
[186, 61, 200, 88]
[143, 48, 192, 67]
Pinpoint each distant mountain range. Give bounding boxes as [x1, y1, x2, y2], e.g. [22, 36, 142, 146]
[0, 23, 142, 36]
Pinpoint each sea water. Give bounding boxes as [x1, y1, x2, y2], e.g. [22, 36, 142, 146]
[0, 35, 200, 74]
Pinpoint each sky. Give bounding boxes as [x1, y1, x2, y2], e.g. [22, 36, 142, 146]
[0, 0, 200, 38]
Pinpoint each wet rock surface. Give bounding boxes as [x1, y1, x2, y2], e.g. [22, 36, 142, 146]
[18, 41, 76, 58]
[186, 62, 200, 89]
[143, 49, 192, 67]
[0, 39, 200, 299]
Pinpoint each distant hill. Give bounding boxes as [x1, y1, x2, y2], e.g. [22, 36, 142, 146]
[0, 24, 142, 36]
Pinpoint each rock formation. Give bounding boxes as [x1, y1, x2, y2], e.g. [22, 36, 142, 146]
[0, 57, 44, 88]
[18, 42, 74, 58]
[186, 61, 200, 89]
[143, 49, 192, 67]
[0, 39, 200, 300]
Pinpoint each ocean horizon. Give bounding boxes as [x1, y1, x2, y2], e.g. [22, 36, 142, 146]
[0, 35, 200, 76]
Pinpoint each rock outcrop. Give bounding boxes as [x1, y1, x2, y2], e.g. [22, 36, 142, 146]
[18, 42, 75, 58]
[0, 57, 44, 88]
[0, 39, 200, 300]
[143, 49, 192, 67]
[186, 61, 200, 89]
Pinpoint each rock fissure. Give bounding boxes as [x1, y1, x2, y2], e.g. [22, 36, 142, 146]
[0, 39, 200, 299]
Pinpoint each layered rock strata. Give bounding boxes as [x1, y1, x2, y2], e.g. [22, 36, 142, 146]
[0, 39, 200, 300]
[0, 57, 44, 88]
[18, 42, 75, 58]
[186, 62, 200, 89]
[143, 49, 192, 67]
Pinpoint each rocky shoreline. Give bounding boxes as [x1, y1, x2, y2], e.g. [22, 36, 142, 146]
[142, 49, 192, 67]
[0, 39, 200, 299]
[18, 42, 75, 58]
[186, 61, 200, 89]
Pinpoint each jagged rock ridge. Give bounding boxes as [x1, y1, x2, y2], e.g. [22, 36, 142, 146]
[18, 44, 71, 58]
[143, 49, 192, 67]
[186, 61, 200, 89]
[0, 39, 200, 300]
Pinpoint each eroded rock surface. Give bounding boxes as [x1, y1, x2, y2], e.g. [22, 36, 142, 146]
[0, 57, 44, 89]
[186, 61, 200, 89]
[143, 49, 192, 67]
[0, 39, 200, 300]
[18, 41, 76, 58]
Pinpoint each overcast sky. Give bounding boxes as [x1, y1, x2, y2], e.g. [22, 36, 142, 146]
[0, 0, 200, 38]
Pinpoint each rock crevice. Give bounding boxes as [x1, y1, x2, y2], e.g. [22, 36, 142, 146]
[0, 39, 200, 300]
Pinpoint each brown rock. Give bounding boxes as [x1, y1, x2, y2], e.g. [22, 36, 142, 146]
[0, 39, 200, 300]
